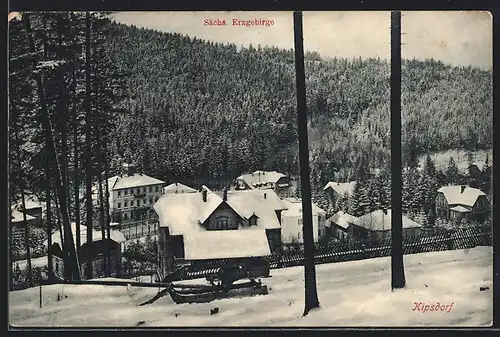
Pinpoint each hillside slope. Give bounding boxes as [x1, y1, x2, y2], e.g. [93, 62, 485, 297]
[105, 23, 493, 187]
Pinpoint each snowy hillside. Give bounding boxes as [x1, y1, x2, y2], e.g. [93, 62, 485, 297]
[9, 247, 492, 327]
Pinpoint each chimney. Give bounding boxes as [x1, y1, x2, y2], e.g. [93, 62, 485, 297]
[223, 187, 227, 202]
[264, 192, 267, 199]
[202, 189, 207, 202]
[461, 185, 466, 194]
[122, 163, 135, 177]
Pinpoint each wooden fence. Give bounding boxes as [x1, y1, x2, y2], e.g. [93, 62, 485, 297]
[11, 225, 492, 289]
[177, 225, 492, 281]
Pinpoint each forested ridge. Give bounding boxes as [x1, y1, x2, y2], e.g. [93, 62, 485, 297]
[105, 22, 492, 190]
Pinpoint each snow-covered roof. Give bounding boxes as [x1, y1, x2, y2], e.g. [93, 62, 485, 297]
[182, 228, 271, 260]
[323, 181, 357, 196]
[108, 174, 166, 191]
[353, 209, 422, 231]
[450, 205, 471, 213]
[10, 210, 37, 223]
[163, 183, 197, 194]
[48, 223, 126, 248]
[236, 170, 287, 189]
[281, 197, 326, 218]
[11, 193, 45, 212]
[154, 188, 286, 235]
[327, 211, 357, 229]
[437, 185, 486, 207]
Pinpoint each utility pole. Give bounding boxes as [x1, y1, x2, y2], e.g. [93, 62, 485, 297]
[293, 11, 320, 316]
[390, 10, 406, 290]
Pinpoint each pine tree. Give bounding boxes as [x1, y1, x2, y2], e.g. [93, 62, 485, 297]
[445, 157, 460, 185]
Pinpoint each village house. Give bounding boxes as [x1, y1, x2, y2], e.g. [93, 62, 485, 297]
[325, 211, 357, 241]
[350, 209, 422, 243]
[154, 185, 288, 274]
[10, 209, 37, 245]
[11, 193, 45, 228]
[94, 163, 166, 236]
[435, 185, 491, 223]
[48, 223, 126, 280]
[163, 182, 197, 194]
[323, 181, 356, 205]
[233, 170, 291, 196]
[280, 197, 326, 244]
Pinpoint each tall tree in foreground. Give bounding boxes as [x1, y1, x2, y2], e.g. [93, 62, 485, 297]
[293, 11, 320, 316]
[84, 11, 94, 279]
[22, 13, 81, 280]
[391, 10, 406, 290]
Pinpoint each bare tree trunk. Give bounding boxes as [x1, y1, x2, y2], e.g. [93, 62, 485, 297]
[390, 10, 406, 290]
[45, 159, 54, 280]
[72, 69, 81, 258]
[84, 12, 94, 280]
[22, 14, 80, 281]
[293, 11, 320, 316]
[104, 141, 112, 274]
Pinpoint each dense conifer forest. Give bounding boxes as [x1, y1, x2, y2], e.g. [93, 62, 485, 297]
[105, 22, 492, 190]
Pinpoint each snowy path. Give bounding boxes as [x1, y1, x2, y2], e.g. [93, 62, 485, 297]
[9, 247, 492, 327]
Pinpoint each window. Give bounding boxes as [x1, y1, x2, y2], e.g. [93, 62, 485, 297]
[149, 186, 153, 193]
[125, 189, 128, 196]
[143, 187, 147, 193]
[155, 186, 159, 192]
[124, 201, 128, 208]
[118, 191, 121, 197]
[117, 202, 121, 209]
[124, 213, 128, 220]
[143, 199, 146, 205]
[136, 188, 140, 194]
[214, 216, 230, 230]
[149, 197, 153, 204]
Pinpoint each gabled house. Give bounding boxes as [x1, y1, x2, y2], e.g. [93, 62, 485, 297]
[233, 170, 291, 196]
[435, 185, 490, 223]
[280, 198, 326, 244]
[47, 223, 126, 280]
[325, 211, 356, 241]
[94, 163, 166, 234]
[154, 185, 288, 274]
[350, 209, 422, 242]
[323, 181, 356, 205]
[163, 182, 197, 194]
[11, 193, 45, 228]
[10, 210, 37, 244]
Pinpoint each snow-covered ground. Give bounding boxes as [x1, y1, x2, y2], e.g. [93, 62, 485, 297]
[9, 247, 492, 327]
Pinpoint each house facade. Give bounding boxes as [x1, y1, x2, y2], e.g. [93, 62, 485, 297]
[350, 209, 422, 243]
[95, 163, 166, 234]
[154, 186, 287, 275]
[435, 185, 490, 223]
[326, 211, 356, 241]
[323, 181, 356, 206]
[48, 223, 126, 280]
[233, 170, 291, 196]
[280, 198, 326, 244]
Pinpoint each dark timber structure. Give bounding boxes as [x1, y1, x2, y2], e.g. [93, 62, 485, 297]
[293, 11, 320, 315]
[390, 10, 406, 289]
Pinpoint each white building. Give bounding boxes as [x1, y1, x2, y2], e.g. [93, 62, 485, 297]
[280, 197, 326, 244]
[93, 163, 166, 228]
